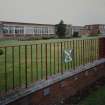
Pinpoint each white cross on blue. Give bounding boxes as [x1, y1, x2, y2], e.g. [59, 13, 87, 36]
[64, 49, 73, 63]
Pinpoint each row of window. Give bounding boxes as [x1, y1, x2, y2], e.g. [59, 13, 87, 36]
[1, 26, 55, 35]
[86, 25, 105, 30]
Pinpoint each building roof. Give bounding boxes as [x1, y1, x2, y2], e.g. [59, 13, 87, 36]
[0, 21, 55, 26]
[85, 24, 105, 26]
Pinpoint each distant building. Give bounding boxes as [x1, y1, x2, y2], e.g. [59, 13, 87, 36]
[85, 24, 105, 36]
[0, 21, 56, 38]
[79, 27, 90, 36]
[72, 26, 84, 36]
[65, 24, 72, 37]
[1, 21, 104, 39]
[0, 21, 72, 39]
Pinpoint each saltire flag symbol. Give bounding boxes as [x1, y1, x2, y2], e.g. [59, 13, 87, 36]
[64, 49, 73, 63]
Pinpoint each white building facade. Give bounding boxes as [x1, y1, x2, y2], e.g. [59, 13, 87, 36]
[0, 21, 56, 38]
[72, 26, 84, 36]
[0, 21, 73, 39]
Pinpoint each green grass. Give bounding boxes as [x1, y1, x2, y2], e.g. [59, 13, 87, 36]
[0, 37, 99, 93]
[79, 86, 105, 105]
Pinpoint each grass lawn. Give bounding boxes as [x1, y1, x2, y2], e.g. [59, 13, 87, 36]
[79, 86, 105, 105]
[0, 37, 99, 93]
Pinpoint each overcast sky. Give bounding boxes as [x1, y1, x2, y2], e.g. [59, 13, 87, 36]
[0, 0, 105, 26]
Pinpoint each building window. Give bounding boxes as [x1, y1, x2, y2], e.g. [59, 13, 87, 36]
[9, 26, 14, 34]
[3, 26, 9, 34]
[0, 25, 2, 33]
[15, 26, 24, 34]
[45, 27, 48, 34]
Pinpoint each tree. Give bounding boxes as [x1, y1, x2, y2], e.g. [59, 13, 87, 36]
[97, 30, 100, 35]
[55, 20, 66, 38]
[73, 32, 79, 37]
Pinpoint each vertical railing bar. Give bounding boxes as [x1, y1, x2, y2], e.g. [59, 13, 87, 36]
[94, 39, 96, 60]
[85, 40, 87, 63]
[87, 39, 89, 63]
[57, 42, 59, 73]
[41, 44, 43, 79]
[80, 40, 82, 65]
[83, 39, 87, 65]
[80, 40, 83, 65]
[95, 39, 97, 60]
[80, 40, 81, 65]
[77, 40, 79, 67]
[66, 41, 68, 70]
[93, 39, 95, 61]
[83, 39, 85, 64]
[70, 41, 72, 69]
[73, 40, 75, 69]
[84, 40, 86, 64]
[94, 39, 95, 60]
[75, 40, 77, 67]
[25, 45, 28, 88]
[94, 39, 96, 61]
[88, 39, 90, 63]
[64, 41, 66, 71]
[4, 47, 7, 93]
[71, 40, 73, 69]
[77, 40, 79, 66]
[93, 39, 94, 61]
[54, 43, 56, 74]
[12, 46, 15, 89]
[78, 40, 80, 66]
[19, 45, 21, 87]
[91, 39, 93, 62]
[45, 43, 48, 80]
[83, 40, 85, 65]
[36, 44, 38, 80]
[89, 40, 91, 63]
[49, 43, 52, 76]
[79, 40, 81, 65]
[30, 45, 33, 82]
[86, 40, 88, 63]
[61, 42, 63, 74]
[86, 39, 88, 63]
[67, 41, 69, 70]
[97, 38, 99, 60]
[82, 39, 84, 65]
[86, 39, 89, 63]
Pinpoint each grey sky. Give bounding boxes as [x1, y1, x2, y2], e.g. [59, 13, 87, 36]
[0, 0, 105, 25]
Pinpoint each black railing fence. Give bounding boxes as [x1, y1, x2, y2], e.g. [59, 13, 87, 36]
[0, 38, 99, 96]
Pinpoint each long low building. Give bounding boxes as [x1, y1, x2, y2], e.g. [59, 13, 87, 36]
[0, 21, 72, 39]
[0, 21, 56, 38]
[84, 24, 105, 36]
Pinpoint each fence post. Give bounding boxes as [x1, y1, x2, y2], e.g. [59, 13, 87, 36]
[99, 37, 105, 59]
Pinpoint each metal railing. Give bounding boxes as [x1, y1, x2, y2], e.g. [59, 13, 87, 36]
[0, 38, 99, 96]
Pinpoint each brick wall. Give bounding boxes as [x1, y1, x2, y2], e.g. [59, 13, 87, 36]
[99, 37, 105, 58]
[6, 61, 105, 105]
